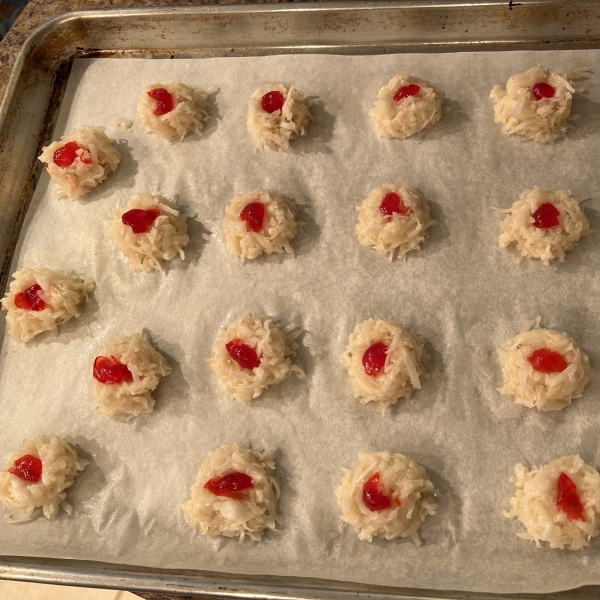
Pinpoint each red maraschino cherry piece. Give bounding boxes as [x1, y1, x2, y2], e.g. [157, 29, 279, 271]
[261, 91, 285, 114]
[527, 348, 568, 373]
[532, 82, 556, 101]
[93, 356, 133, 384]
[204, 472, 254, 499]
[53, 142, 92, 167]
[362, 342, 388, 377]
[122, 208, 161, 234]
[532, 203, 560, 228]
[240, 202, 266, 233]
[393, 84, 421, 103]
[9, 455, 42, 483]
[148, 88, 174, 116]
[556, 472, 585, 522]
[362, 473, 392, 511]
[380, 192, 410, 218]
[226, 339, 261, 370]
[14, 283, 46, 311]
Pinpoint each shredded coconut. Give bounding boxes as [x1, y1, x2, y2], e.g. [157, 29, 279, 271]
[505, 456, 600, 550]
[1, 267, 94, 343]
[247, 82, 312, 150]
[93, 331, 171, 419]
[498, 318, 590, 411]
[210, 311, 304, 403]
[336, 451, 437, 544]
[498, 186, 589, 265]
[340, 318, 432, 410]
[38, 126, 121, 200]
[182, 442, 279, 541]
[356, 183, 434, 260]
[112, 193, 189, 273]
[490, 65, 587, 143]
[223, 189, 301, 261]
[0, 435, 88, 523]
[136, 82, 208, 142]
[370, 73, 444, 139]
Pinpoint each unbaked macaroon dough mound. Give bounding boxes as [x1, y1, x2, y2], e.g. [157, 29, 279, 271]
[182, 442, 279, 541]
[223, 189, 301, 261]
[504, 455, 600, 550]
[136, 82, 208, 142]
[112, 193, 190, 273]
[356, 182, 434, 260]
[92, 331, 172, 419]
[336, 451, 437, 544]
[0, 435, 88, 523]
[247, 82, 313, 150]
[490, 65, 587, 144]
[499, 186, 589, 266]
[210, 311, 304, 404]
[370, 73, 444, 139]
[1, 266, 94, 343]
[340, 318, 432, 410]
[498, 318, 590, 412]
[38, 126, 121, 200]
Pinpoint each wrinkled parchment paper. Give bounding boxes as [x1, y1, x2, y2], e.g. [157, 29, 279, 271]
[1, 51, 600, 595]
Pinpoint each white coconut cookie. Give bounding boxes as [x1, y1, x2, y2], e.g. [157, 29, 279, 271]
[92, 331, 171, 419]
[247, 82, 312, 150]
[336, 451, 437, 544]
[370, 73, 444, 139]
[182, 442, 279, 541]
[136, 82, 208, 142]
[490, 65, 587, 144]
[38, 126, 121, 200]
[499, 186, 589, 265]
[0, 435, 88, 523]
[340, 318, 432, 410]
[210, 311, 304, 403]
[112, 193, 189, 273]
[356, 182, 434, 260]
[505, 456, 600, 550]
[498, 318, 590, 412]
[1, 267, 94, 343]
[223, 189, 301, 261]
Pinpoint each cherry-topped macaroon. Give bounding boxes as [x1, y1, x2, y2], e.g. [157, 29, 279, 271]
[240, 202, 266, 233]
[393, 84, 420, 103]
[9, 454, 42, 483]
[122, 208, 161, 234]
[380, 192, 410, 218]
[93, 356, 133, 385]
[226, 339, 261, 370]
[532, 203, 560, 228]
[362, 342, 388, 377]
[204, 472, 254, 499]
[532, 82, 556, 101]
[14, 283, 46, 311]
[363, 473, 400, 511]
[147, 88, 174, 116]
[527, 348, 568, 373]
[261, 91, 285, 114]
[556, 472, 585, 522]
[53, 142, 92, 168]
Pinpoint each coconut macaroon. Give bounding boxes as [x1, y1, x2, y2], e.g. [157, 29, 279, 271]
[370, 73, 444, 139]
[247, 82, 313, 150]
[490, 65, 587, 144]
[0, 435, 88, 523]
[340, 318, 432, 410]
[505, 456, 600, 550]
[499, 186, 589, 266]
[356, 182, 434, 261]
[182, 443, 279, 541]
[336, 451, 437, 544]
[136, 82, 208, 142]
[92, 331, 171, 419]
[1, 267, 94, 343]
[38, 126, 121, 200]
[210, 311, 304, 403]
[498, 318, 590, 412]
[223, 189, 301, 261]
[112, 193, 189, 273]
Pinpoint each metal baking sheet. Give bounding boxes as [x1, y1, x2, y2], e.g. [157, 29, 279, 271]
[2, 2, 600, 598]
